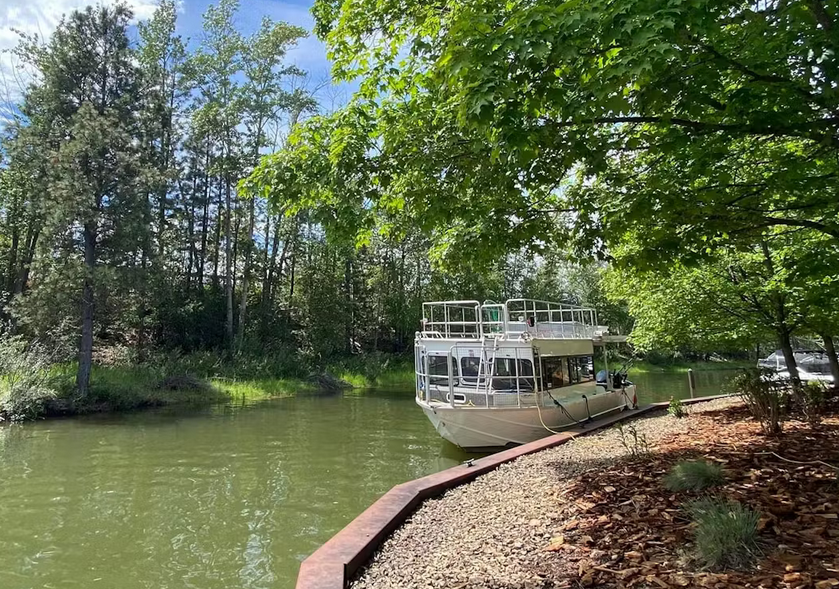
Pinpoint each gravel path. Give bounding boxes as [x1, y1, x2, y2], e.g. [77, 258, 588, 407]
[351, 397, 741, 589]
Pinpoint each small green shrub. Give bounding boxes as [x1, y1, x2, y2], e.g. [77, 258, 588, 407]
[726, 368, 785, 434]
[800, 380, 827, 425]
[668, 396, 687, 418]
[0, 334, 58, 421]
[617, 422, 650, 457]
[686, 498, 761, 570]
[664, 460, 725, 492]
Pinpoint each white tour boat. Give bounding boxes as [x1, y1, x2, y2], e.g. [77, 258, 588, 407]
[414, 299, 637, 449]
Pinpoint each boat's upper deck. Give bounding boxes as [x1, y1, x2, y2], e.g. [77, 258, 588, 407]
[420, 299, 615, 342]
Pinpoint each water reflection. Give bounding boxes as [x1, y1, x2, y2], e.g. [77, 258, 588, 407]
[0, 371, 733, 589]
[0, 391, 473, 589]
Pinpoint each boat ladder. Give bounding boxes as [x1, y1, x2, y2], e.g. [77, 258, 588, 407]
[474, 337, 500, 405]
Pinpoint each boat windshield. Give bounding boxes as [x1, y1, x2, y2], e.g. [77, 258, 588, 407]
[759, 350, 832, 374]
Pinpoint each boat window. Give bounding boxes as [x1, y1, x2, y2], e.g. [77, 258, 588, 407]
[542, 356, 594, 389]
[461, 356, 481, 379]
[428, 355, 458, 384]
[460, 357, 534, 389]
[491, 358, 535, 391]
[493, 358, 534, 377]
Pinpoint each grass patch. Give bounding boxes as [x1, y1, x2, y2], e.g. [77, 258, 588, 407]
[49, 364, 229, 414]
[328, 354, 414, 389]
[212, 377, 317, 401]
[664, 460, 725, 492]
[330, 366, 414, 389]
[686, 497, 761, 570]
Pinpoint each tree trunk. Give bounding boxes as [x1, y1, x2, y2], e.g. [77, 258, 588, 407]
[344, 256, 353, 354]
[15, 225, 40, 296]
[260, 214, 271, 307]
[213, 175, 223, 290]
[77, 222, 97, 397]
[198, 147, 211, 291]
[224, 174, 234, 348]
[185, 173, 198, 294]
[778, 329, 801, 386]
[5, 223, 19, 304]
[236, 196, 256, 349]
[289, 247, 296, 300]
[822, 334, 839, 387]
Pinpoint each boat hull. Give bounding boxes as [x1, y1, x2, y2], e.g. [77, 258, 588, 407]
[418, 387, 635, 449]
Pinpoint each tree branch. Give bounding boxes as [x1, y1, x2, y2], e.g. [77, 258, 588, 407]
[806, 0, 834, 32]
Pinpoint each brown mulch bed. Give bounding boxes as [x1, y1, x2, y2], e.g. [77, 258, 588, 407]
[537, 405, 839, 589]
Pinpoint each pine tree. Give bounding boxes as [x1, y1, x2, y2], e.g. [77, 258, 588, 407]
[22, 5, 145, 395]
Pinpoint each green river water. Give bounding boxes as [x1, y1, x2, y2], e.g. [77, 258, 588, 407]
[0, 370, 733, 589]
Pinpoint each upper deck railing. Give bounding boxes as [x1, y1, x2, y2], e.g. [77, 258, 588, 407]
[420, 299, 603, 340]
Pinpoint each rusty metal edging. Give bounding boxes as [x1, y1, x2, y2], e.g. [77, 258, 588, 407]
[296, 394, 730, 589]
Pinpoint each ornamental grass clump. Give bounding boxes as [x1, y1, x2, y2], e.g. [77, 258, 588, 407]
[664, 460, 725, 492]
[686, 498, 761, 570]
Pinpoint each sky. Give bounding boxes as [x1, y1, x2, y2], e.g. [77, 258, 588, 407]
[0, 0, 350, 119]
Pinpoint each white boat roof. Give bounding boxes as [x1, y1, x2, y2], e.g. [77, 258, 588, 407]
[418, 299, 625, 344]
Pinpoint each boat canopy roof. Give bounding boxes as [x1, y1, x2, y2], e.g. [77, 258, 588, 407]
[419, 299, 620, 343]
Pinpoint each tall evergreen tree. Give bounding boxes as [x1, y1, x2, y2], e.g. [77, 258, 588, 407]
[21, 4, 145, 395]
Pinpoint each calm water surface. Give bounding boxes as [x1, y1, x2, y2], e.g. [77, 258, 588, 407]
[0, 371, 735, 589]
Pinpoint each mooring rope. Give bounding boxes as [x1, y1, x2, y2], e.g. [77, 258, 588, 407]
[582, 394, 592, 422]
[535, 389, 587, 435]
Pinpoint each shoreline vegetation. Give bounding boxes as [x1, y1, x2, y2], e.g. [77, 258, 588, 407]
[1, 351, 751, 423]
[0, 349, 417, 422]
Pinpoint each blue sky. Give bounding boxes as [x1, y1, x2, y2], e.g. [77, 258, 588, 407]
[175, 0, 332, 79]
[0, 0, 351, 117]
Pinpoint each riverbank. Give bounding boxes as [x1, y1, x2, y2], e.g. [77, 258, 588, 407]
[350, 397, 839, 589]
[0, 354, 415, 421]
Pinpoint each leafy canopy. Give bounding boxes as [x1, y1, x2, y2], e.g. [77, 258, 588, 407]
[247, 0, 839, 268]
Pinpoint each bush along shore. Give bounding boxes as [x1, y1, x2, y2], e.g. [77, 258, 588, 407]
[0, 336, 414, 422]
[351, 393, 839, 589]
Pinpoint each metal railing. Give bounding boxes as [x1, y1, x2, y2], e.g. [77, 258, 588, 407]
[415, 339, 562, 409]
[420, 299, 600, 341]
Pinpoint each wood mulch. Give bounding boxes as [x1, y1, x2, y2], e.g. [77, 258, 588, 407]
[535, 404, 839, 589]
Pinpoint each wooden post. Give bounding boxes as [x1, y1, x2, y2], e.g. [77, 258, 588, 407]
[688, 368, 696, 398]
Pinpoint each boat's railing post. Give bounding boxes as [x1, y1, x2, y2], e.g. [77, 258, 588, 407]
[423, 352, 431, 402]
[514, 347, 521, 408]
[485, 340, 495, 409]
[448, 345, 456, 408]
[443, 304, 450, 338]
[414, 343, 425, 399]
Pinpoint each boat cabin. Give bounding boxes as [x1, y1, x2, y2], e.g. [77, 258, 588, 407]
[415, 299, 625, 407]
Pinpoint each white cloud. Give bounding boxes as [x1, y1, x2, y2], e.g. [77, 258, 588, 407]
[0, 0, 160, 109]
